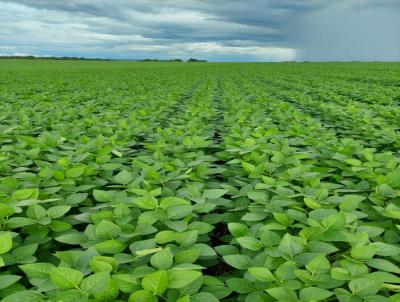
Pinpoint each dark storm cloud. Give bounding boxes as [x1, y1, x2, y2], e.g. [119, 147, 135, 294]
[295, 1, 400, 61]
[0, 0, 398, 61]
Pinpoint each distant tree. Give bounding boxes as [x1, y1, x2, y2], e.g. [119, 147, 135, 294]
[187, 58, 207, 62]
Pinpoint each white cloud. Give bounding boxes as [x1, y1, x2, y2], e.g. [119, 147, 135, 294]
[0, 0, 397, 61]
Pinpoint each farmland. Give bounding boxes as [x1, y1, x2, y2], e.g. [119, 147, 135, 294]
[1, 60, 400, 301]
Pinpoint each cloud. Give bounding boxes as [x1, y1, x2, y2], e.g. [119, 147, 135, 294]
[0, 0, 398, 61]
[295, 1, 400, 61]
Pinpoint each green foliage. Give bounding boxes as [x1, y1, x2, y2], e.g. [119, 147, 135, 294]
[0, 60, 400, 301]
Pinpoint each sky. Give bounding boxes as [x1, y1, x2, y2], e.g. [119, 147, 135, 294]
[0, 0, 399, 61]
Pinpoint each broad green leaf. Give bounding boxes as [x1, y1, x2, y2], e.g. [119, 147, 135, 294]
[47, 205, 71, 218]
[371, 242, 400, 256]
[260, 230, 281, 247]
[81, 272, 110, 294]
[192, 292, 219, 302]
[150, 247, 173, 269]
[0, 203, 15, 218]
[228, 223, 248, 237]
[167, 269, 201, 288]
[226, 278, 254, 294]
[95, 220, 122, 239]
[278, 234, 304, 257]
[133, 196, 158, 210]
[351, 244, 377, 260]
[349, 278, 382, 297]
[154, 230, 177, 244]
[237, 236, 262, 251]
[112, 274, 139, 293]
[94, 239, 126, 254]
[299, 287, 332, 301]
[91, 256, 118, 273]
[175, 249, 200, 264]
[241, 162, 256, 173]
[1, 290, 44, 302]
[203, 189, 227, 199]
[66, 166, 85, 178]
[306, 254, 330, 274]
[0, 232, 13, 254]
[248, 267, 275, 282]
[55, 233, 86, 245]
[223, 254, 252, 269]
[128, 290, 157, 302]
[0, 275, 21, 289]
[266, 287, 298, 301]
[339, 194, 366, 211]
[367, 258, 400, 274]
[12, 188, 39, 200]
[142, 270, 168, 294]
[50, 267, 83, 289]
[114, 170, 134, 184]
[93, 190, 114, 202]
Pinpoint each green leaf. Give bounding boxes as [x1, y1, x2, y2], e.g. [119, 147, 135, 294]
[349, 278, 382, 297]
[351, 244, 377, 260]
[203, 189, 228, 199]
[81, 272, 110, 294]
[19, 262, 54, 279]
[339, 194, 366, 211]
[177, 296, 190, 302]
[12, 188, 39, 200]
[95, 220, 122, 239]
[93, 190, 114, 202]
[114, 170, 134, 184]
[241, 161, 256, 173]
[266, 287, 298, 301]
[226, 278, 254, 294]
[192, 292, 219, 302]
[367, 258, 400, 274]
[150, 247, 173, 269]
[0, 203, 15, 218]
[223, 254, 252, 269]
[66, 166, 85, 178]
[91, 256, 118, 273]
[167, 269, 201, 288]
[133, 196, 158, 210]
[371, 242, 400, 256]
[50, 267, 83, 289]
[260, 230, 281, 247]
[0, 275, 21, 289]
[1, 290, 44, 302]
[52, 289, 87, 302]
[299, 287, 332, 301]
[142, 270, 168, 294]
[0, 232, 13, 254]
[66, 193, 88, 205]
[386, 169, 400, 188]
[237, 236, 262, 251]
[167, 205, 193, 220]
[128, 290, 157, 302]
[248, 267, 275, 282]
[306, 254, 330, 275]
[47, 205, 71, 218]
[228, 223, 248, 237]
[247, 191, 268, 203]
[112, 274, 139, 293]
[175, 249, 200, 264]
[93, 279, 119, 301]
[278, 234, 304, 257]
[154, 230, 177, 244]
[94, 239, 126, 254]
[55, 233, 87, 245]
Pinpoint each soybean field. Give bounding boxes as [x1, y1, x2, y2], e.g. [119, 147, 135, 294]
[1, 60, 400, 302]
